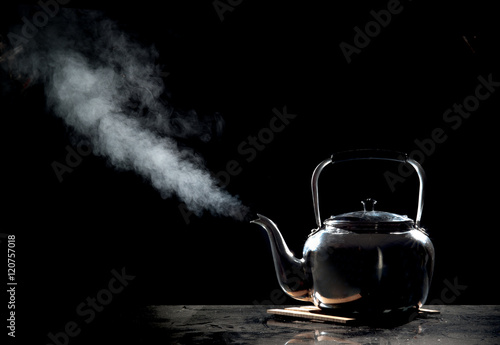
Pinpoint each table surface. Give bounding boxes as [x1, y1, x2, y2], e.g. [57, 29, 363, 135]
[103, 305, 500, 344]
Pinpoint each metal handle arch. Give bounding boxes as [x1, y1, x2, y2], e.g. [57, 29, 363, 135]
[311, 150, 426, 228]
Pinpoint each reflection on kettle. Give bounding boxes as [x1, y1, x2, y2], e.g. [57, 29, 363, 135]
[252, 150, 435, 314]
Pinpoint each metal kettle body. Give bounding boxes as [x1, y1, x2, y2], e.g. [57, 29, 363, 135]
[252, 150, 435, 313]
[303, 222, 434, 312]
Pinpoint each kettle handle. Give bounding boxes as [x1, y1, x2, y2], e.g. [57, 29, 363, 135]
[311, 149, 426, 228]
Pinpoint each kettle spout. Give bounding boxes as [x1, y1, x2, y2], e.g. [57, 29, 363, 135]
[251, 214, 311, 302]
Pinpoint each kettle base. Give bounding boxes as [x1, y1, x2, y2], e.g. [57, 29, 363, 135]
[316, 303, 419, 316]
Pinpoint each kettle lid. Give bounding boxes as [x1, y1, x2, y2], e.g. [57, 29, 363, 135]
[323, 199, 415, 231]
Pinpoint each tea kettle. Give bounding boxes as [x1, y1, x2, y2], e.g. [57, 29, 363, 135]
[251, 150, 435, 313]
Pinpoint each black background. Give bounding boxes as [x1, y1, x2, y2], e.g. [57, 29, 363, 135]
[1, 0, 499, 342]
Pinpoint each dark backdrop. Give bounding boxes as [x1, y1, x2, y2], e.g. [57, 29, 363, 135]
[1, 0, 499, 342]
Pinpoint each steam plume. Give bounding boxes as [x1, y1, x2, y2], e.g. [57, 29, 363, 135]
[5, 9, 248, 220]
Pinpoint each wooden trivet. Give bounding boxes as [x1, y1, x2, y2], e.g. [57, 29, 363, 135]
[267, 306, 440, 325]
[267, 306, 356, 324]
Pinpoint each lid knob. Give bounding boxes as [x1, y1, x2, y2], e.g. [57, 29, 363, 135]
[361, 198, 377, 212]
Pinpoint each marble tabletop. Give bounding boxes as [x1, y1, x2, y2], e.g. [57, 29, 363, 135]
[94, 305, 500, 344]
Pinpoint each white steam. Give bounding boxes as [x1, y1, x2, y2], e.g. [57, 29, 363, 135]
[8, 9, 248, 220]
